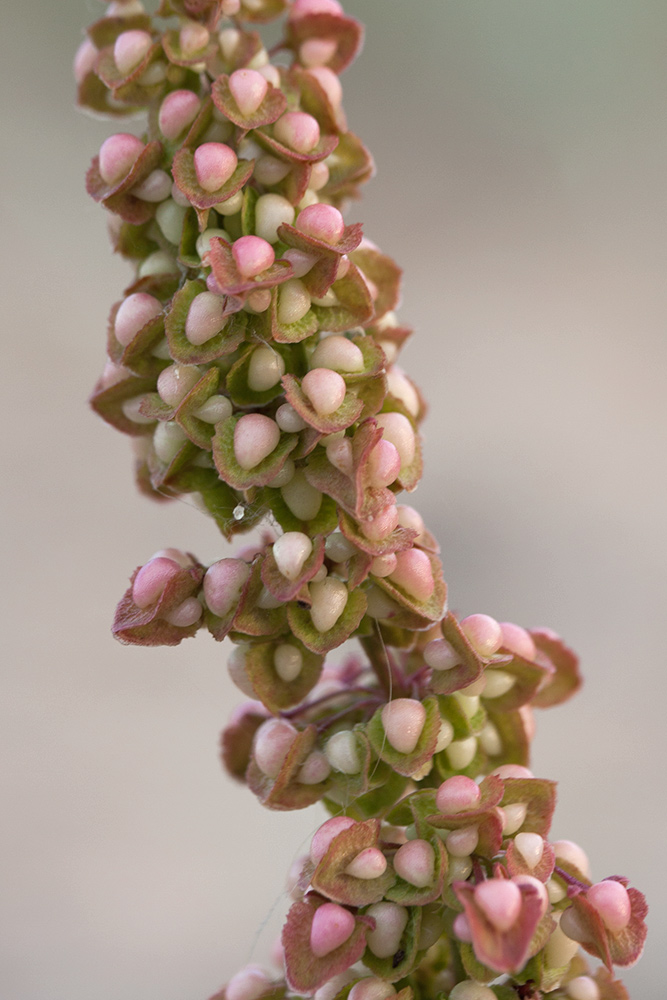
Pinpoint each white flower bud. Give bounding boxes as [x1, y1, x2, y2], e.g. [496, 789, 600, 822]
[273, 532, 313, 581]
[365, 902, 408, 959]
[155, 199, 187, 245]
[273, 644, 303, 683]
[153, 421, 187, 464]
[513, 832, 544, 870]
[500, 802, 528, 836]
[193, 395, 233, 423]
[281, 470, 322, 520]
[247, 345, 285, 391]
[309, 577, 348, 632]
[255, 193, 295, 243]
[278, 278, 312, 325]
[449, 983, 497, 1000]
[445, 736, 477, 770]
[325, 730, 361, 774]
[275, 403, 307, 433]
[157, 364, 202, 407]
[310, 335, 364, 372]
[483, 668, 516, 698]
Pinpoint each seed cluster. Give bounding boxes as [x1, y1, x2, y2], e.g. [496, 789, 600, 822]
[78, 1, 646, 997]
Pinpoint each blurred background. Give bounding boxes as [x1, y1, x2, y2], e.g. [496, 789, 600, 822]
[1, 1, 665, 997]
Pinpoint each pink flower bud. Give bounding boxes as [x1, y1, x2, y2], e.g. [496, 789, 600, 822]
[232, 235, 275, 278]
[492, 764, 534, 780]
[273, 532, 313, 581]
[254, 718, 298, 778]
[291, 0, 343, 18]
[344, 848, 387, 880]
[73, 38, 98, 84]
[185, 291, 226, 345]
[193, 142, 238, 193]
[375, 412, 415, 469]
[158, 90, 201, 140]
[361, 502, 399, 542]
[283, 248, 318, 277]
[179, 21, 210, 56]
[381, 698, 426, 755]
[221, 0, 241, 13]
[512, 875, 549, 916]
[445, 825, 479, 858]
[460, 613, 503, 657]
[306, 66, 343, 105]
[348, 980, 395, 1000]
[114, 30, 153, 76]
[393, 839, 435, 888]
[499, 621, 536, 660]
[255, 154, 292, 185]
[300, 38, 339, 67]
[302, 368, 347, 416]
[474, 878, 522, 932]
[326, 437, 353, 475]
[296, 204, 345, 243]
[132, 556, 180, 608]
[156, 364, 201, 407]
[370, 553, 397, 578]
[203, 559, 251, 617]
[98, 133, 144, 186]
[246, 289, 273, 313]
[435, 775, 481, 815]
[298, 750, 331, 784]
[396, 504, 425, 539]
[366, 440, 401, 488]
[365, 902, 408, 958]
[114, 292, 162, 346]
[310, 902, 355, 958]
[274, 111, 320, 154]
[229, 68, 269, 116]
[424, 637, 461, 671]
[453, 912, 473, 942]
[163, 596, 202, 627]
[309, 160, 331, 191]
[388, 548, 435, 602]
[233, 414, 281, 470]
[226, 966, 271, 1000]
[310, 335, 364, 372]
[587, 880, 632, 934]
[310, 816, 356, 863]
[132, 168, 171, 202]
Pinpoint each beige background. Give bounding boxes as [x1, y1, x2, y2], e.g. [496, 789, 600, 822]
[1, 2, 664, 997]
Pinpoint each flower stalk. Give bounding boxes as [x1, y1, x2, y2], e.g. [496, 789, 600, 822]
[77, 0, 647, 996]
